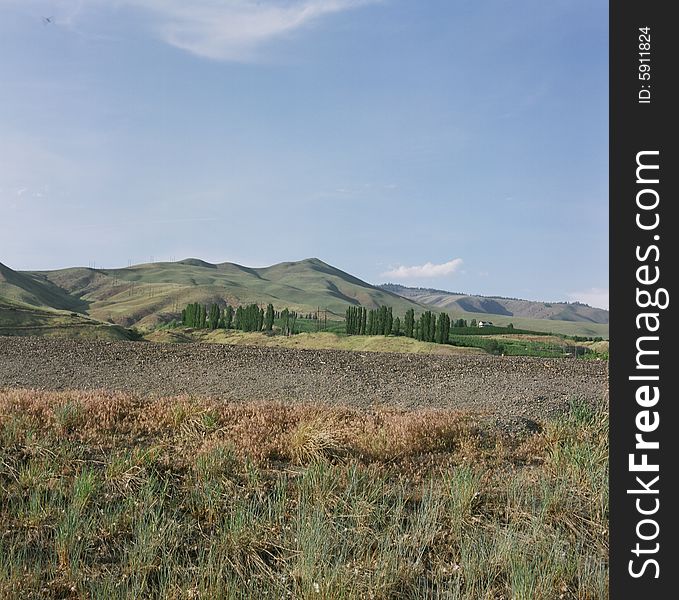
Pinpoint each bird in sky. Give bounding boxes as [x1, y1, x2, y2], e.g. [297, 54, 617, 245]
[42, 16, 54, 25]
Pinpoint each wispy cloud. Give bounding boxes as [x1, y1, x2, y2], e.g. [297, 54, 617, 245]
[30, 0, 380, 61]
[142, 0, 378, 61]
[382, 258, 463, 280]
[13, 0, 385, 62]
[567, 287, 609, 310]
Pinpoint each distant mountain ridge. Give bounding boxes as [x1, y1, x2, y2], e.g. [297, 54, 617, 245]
[379, 283, 609, 324]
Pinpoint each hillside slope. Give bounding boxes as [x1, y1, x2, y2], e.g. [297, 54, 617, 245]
[26, 258, 423, 327]
[0, 262, 87, 312]
[0, 263, 138, 340]
[380, 284, 609, 324]
[0, 298, 137, 341]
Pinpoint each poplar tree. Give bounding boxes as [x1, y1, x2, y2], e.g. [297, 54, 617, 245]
[208, 304, 221, 329]
[393, 316, 401, 336]
[404, 308, 415, 338]
[281, 308, 290, 335]
[265, 304, 275, 331]
[224, 305, 234, 329]
[419, 312, 429, 341]
[435, 313, 443, 344]
[197, 304, 206, 328]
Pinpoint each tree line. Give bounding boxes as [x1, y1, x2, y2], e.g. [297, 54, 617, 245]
[345, 306, 490, 345]
[181, 302, 299, 335]
[345, 306, 401, 336]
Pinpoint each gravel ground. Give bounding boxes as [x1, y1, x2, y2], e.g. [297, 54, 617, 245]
[0, 336, 608, 426]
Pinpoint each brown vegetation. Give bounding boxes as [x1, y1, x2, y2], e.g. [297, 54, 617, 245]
[0, 389, 608, 598]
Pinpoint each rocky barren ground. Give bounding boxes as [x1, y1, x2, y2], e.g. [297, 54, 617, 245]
[0, 336, 608, 428]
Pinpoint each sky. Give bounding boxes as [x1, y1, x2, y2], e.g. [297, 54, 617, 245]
[0, 0, 609, 308]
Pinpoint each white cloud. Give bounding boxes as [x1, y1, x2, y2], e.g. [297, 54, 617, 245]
[151, 0, 379, 61]
[31, 0, 379, 61]
[382, 258, 464, 280]
[567, 287, 609, 310]
[13, 0, 380, 60]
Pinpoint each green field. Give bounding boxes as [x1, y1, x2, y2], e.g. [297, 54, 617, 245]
[437, 311, 609, 339]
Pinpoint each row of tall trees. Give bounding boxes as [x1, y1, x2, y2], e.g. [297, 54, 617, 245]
[182, 303, 208, 329]
[234, 304, 264, 332]
[182, 302, 297, 334]
[182, 303, 235, 329]
[345, 305, 397, 336]
[345, 306, 463, 346]
[345, 306, 367, 335]
[413, 310, 450, 343]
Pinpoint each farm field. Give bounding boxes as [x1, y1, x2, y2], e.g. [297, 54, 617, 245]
[0, 336, 609, 598]
[0, 337, 607, 421]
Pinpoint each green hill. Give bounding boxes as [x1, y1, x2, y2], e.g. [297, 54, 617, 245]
[0, 263, 137, 340]
[0, 262, 87, 312]
[26, 258, 423, 328]
[0, 297, 137, 341]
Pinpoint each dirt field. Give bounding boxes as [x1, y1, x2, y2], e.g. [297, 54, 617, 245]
[0, 336, 608, 427]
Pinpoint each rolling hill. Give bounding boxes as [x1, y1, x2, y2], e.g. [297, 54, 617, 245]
[0, 262, 87, 312]
[0, 263, 138, 340]
[0, 259, 609, 338]
[0, 269, 136, 341]
[23, 258, 423, 328]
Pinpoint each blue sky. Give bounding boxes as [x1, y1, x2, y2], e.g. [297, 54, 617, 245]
[0, 0, 608, 308]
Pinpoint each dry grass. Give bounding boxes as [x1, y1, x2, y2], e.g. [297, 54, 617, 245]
[153, 329, 485, 356]
[0, 388, 608, 599]
[0, 390, 484, 465]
